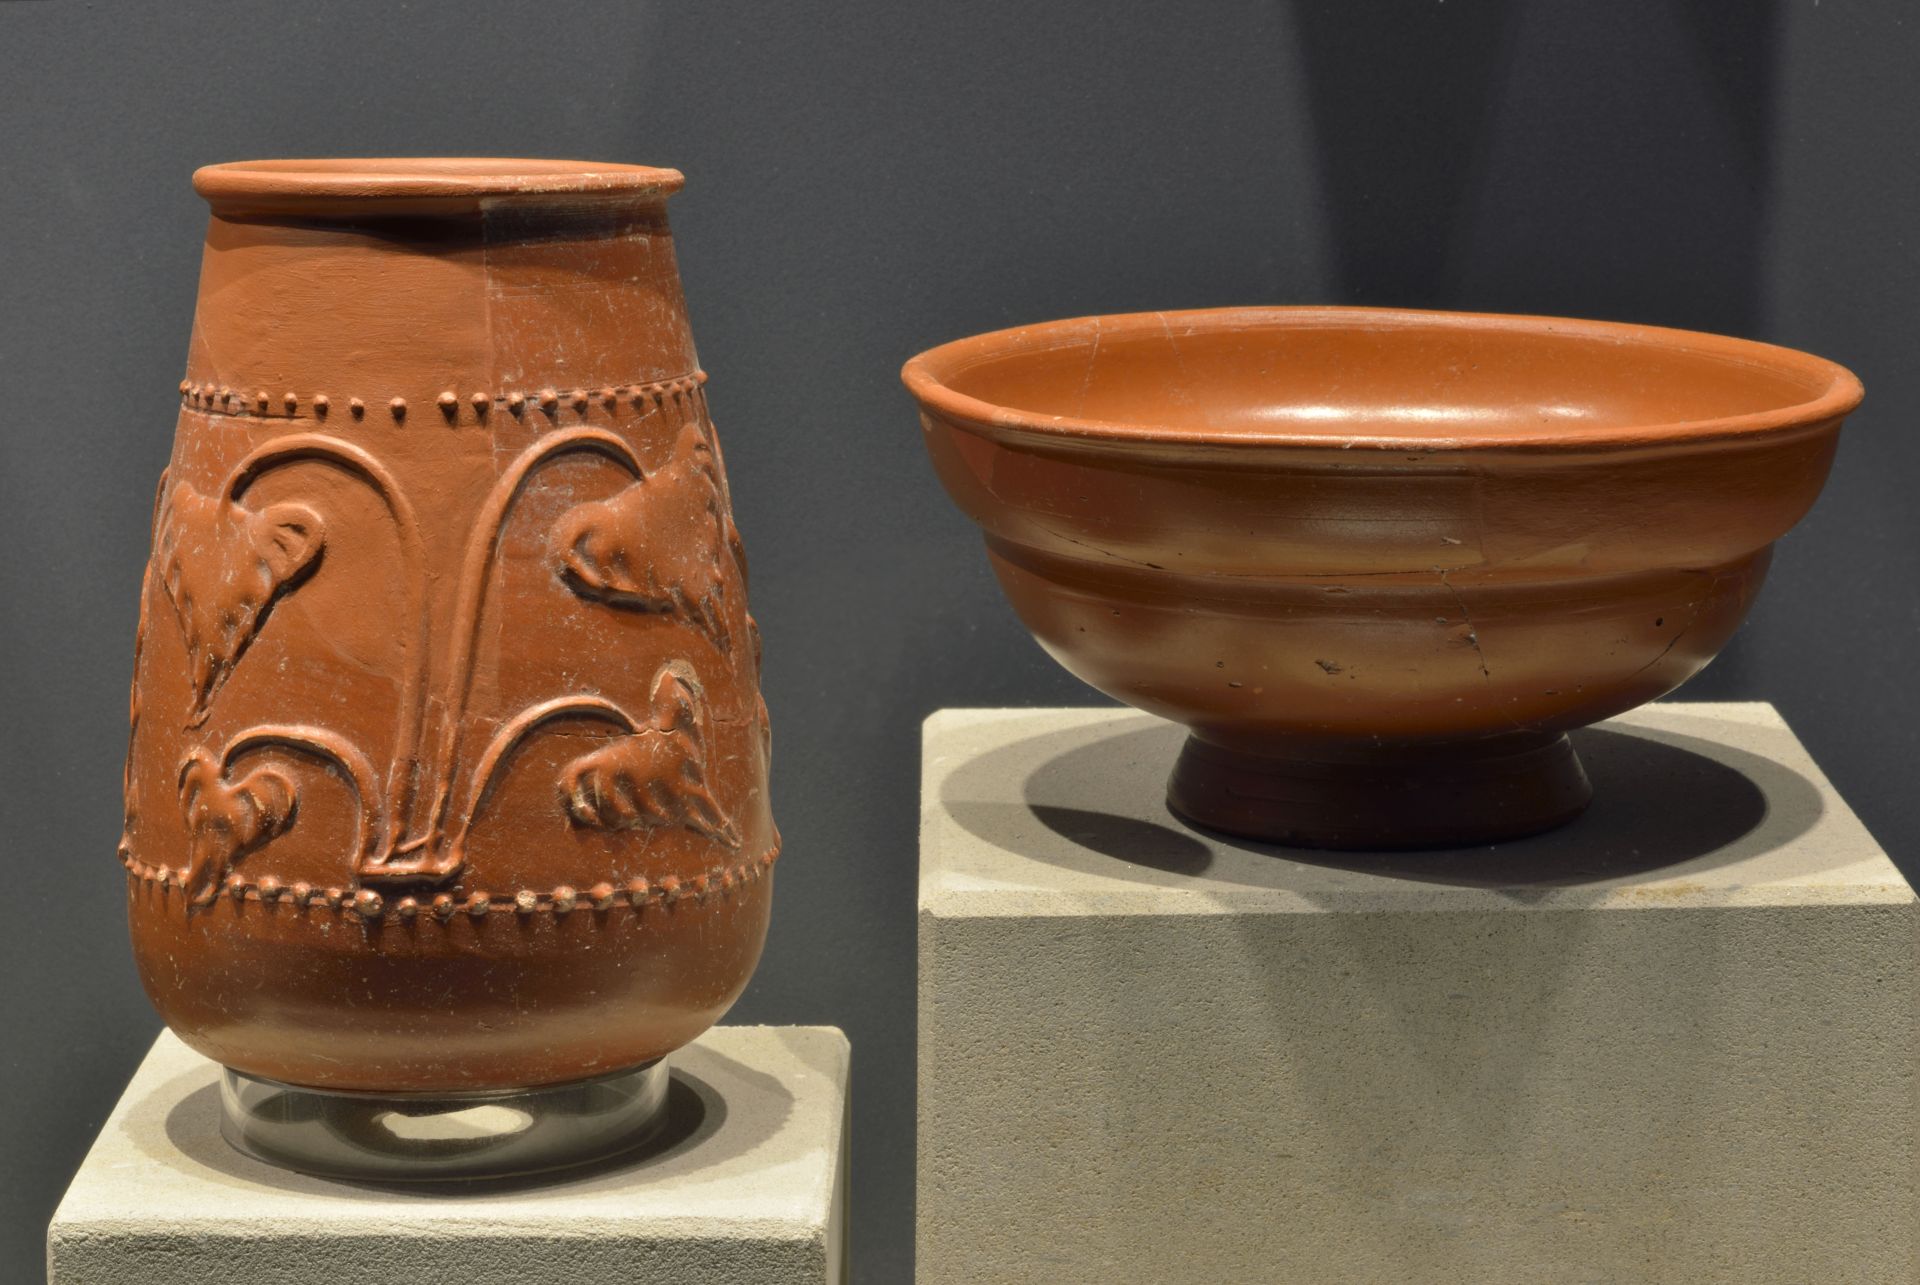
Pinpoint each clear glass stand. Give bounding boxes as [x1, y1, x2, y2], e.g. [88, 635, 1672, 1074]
[219, 1060, 671, 1182]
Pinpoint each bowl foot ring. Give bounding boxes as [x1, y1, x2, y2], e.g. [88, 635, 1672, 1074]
[1167, 730, 1593, 851]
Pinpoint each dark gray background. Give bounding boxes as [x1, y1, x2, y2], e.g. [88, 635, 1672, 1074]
[2, 2, 1915, 1280]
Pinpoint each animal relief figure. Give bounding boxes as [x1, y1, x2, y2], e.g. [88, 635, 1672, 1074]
[550, 417, 744, 651]
[559, 663, 741, 847]
[177, 749, 294, 905]
[156, 482, 325, 721]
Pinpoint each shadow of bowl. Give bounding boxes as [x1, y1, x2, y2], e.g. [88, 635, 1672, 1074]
[940, 713, 1828, 891]
[1190, 724, 1815, 888]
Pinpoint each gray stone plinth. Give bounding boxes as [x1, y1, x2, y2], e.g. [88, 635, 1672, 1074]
[919, 703, 1916, 1284]
[48, 1026, 849, 1285]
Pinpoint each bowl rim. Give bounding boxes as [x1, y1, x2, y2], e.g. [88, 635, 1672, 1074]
[900, 305, 1864, 453]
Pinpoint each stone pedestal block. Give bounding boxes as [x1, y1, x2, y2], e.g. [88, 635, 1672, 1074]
[919, 703, 1915, 1284]
[49, 1026, 849, 1285]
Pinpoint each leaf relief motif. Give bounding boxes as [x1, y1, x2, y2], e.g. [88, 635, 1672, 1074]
[156, 482, 325, 722]
[558, 663, 741, 847]
[747, 613, 772, 759]
[178, 749, 295, 906]
[550, 419, 742, 651]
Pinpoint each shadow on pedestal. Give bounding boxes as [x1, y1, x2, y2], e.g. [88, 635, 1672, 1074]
[148, 1046, 795, 1200]
[943, 718, 1827, 892]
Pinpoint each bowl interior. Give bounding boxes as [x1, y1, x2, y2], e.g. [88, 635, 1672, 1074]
[923, 309, 1855, 445]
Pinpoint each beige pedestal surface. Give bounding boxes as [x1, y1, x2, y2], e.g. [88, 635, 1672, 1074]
[48, 1025, 849, 1285]
[919, 703, 1917, 1284]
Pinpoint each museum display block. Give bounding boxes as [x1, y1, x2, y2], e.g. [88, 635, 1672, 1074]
[47, 1025, 849, 1285]
[918, 703, 1916, 1284]
[117, 160, 777, 1176]
[903, 308, 1863, 848]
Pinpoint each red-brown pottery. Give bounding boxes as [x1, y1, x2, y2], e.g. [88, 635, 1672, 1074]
[122, 160, 777, 1098]
[904, 307, 1861, 849]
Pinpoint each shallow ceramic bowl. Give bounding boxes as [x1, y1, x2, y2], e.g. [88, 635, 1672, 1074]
[903, 307, 1862, 849]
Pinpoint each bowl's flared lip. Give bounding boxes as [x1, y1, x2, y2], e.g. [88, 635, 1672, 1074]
[901, 306, 1865, 453]
[194, 158, 685, 215]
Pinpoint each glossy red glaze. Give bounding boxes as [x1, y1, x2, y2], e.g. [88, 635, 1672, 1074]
[123, 160, 777, 1090]
[905, 307, 1861, 848]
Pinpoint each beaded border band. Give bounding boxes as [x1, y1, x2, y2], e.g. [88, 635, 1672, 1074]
[177, 371, 709, 427]
[121, 844, 778, 921]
